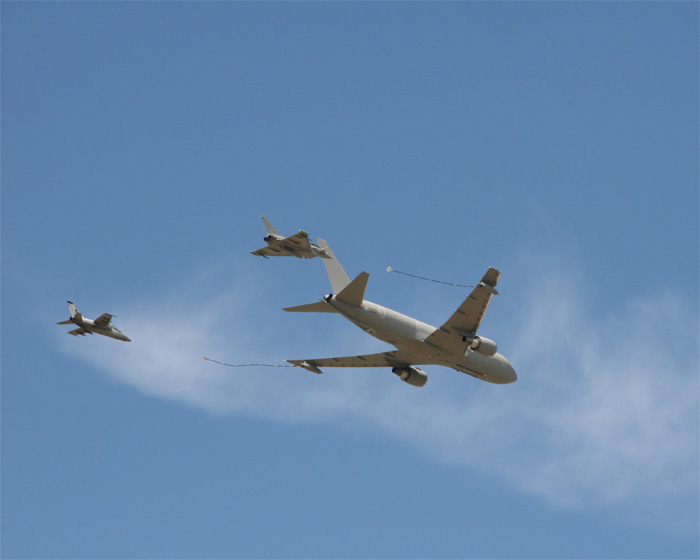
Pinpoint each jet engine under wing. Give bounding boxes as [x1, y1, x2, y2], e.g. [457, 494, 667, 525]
[424, 267, 500, 353]
[286, 350, 415, 372]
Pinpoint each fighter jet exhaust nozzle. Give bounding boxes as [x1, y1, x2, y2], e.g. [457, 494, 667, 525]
[392, 366, 428, 388]
[465, 336, 498, 357]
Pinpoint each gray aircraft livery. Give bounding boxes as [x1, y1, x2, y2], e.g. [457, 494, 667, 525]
[251, 215, 330, 259]
[285, 240, 516, 387]
[57, 301, 131, 342]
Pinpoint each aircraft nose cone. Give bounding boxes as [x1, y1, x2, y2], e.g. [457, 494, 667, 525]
[503, 358, 517, 383]
[494, 354, 517, 384]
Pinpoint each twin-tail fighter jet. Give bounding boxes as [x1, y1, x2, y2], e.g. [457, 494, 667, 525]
[57, 301, 131, 342]
[284, 240, 517, 387]
[250, 215, 330, 259]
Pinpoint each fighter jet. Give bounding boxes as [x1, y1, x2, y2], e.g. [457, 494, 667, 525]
[250, 215, 330, 259]
[284, 240, 517, 387]
[57, 301, 131, 342]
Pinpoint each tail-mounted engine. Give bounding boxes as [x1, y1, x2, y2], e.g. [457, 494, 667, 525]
[392, 366, 428, 388]
[465, 335, 498, 357]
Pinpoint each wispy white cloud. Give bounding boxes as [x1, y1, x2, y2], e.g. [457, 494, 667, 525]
[59, 257, 699, 530]
[510, 275, 698, 507]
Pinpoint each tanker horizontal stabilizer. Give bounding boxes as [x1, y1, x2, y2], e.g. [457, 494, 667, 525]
[335, 271, 369, 306]
[283, 301, 337, 313]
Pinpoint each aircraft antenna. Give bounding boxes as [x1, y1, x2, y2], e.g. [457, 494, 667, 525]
[202, 356, 294, 368]
[386, 267, 475, 288]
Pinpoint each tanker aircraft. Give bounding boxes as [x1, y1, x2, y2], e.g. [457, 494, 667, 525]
[57, 301, 131, 342]
[285, 240, 516, 387]
[251, 215, 330, 259]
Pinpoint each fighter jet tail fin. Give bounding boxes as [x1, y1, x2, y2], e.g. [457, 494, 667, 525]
[260, 215, 280, 237]
[316, 238, 351, 294]
[67, 301, 82, 322]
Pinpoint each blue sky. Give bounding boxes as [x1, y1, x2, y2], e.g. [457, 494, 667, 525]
[2, 2, 698, 558]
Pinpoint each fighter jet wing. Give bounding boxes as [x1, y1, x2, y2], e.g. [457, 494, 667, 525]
[283, 230, 312, 249]
[67, 327, 90, 336]
[250, 245, 292, 258]
[286, 350, 421, 372]
[424, 267, 500, 353]
[94, 313, 115, 327]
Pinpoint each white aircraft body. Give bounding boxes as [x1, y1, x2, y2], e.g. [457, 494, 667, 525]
[57, 301, 131, 342]
[251, 215, 330, 259]
[285, 240, 516, 387]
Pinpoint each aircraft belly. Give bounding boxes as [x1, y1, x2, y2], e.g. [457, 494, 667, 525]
[343, 307, 421, 345]
[336, 302, 443, 357]
[447, 352, 516, 384]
